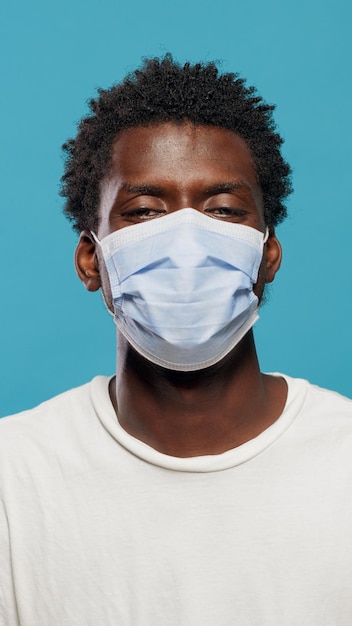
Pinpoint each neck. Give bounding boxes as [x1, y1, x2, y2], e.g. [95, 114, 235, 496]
[110, 332, 287, 457]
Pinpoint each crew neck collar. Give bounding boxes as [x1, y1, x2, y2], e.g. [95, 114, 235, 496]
[91, 374, 307, 473]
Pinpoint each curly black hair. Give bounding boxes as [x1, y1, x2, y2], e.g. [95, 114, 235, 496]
[61, 54, 292, 233]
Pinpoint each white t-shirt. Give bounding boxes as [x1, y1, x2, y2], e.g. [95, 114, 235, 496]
[0, 374, 352, 625]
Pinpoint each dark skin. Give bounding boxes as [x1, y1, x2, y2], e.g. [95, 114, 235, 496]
[75, 122, 287, 457]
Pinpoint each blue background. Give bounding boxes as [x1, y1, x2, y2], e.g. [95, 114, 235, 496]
[1, 0, 351, 416]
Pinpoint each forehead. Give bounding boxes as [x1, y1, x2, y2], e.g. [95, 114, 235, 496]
[107, 121, 258, 183]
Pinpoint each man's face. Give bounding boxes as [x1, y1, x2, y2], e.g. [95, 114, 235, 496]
[76, 121, 281, 306]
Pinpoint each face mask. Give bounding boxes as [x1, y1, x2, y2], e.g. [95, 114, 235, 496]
[93, 208, 268, 371]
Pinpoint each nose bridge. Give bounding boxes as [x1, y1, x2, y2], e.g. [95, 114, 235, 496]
[177, 188, 197, 210]
[167, 174, 203, 211]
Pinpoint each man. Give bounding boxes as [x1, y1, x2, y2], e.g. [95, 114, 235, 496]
[1, 55, 351, 625]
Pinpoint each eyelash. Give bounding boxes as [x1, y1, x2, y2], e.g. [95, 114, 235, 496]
[124, 208, 165, 218]
[205, 207, 247, 217]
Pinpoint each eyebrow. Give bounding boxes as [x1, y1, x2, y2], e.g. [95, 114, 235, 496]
[121, 180, 252, 196]
[121, 183, 164, 196]
[202, 181, 252, 195]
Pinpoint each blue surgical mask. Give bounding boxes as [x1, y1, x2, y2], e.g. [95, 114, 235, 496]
[93, 208, 268, 371]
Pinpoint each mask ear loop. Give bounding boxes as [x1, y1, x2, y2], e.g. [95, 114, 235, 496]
[89, 231, 117, 319]
[263, 227, 269, 244]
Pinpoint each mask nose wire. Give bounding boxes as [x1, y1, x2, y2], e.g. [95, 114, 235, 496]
[92, 226, 270, 245]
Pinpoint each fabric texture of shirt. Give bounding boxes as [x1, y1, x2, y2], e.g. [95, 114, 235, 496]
[0, 374, 352, 625]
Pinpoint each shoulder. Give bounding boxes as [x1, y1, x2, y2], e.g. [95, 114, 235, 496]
[0, 376, 112, 465]
[282, 373, 352, 413]
[278, 373, 352, 445]
[0, 376, 107, 426]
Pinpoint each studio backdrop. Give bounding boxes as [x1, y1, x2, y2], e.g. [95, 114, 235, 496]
[1, 0, 351, 416]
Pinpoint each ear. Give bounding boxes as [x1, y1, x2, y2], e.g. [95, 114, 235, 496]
[265, 228, 282, 284]
[75, 231, 101, 292]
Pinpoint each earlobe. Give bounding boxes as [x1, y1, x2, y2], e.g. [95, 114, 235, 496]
[75, 231, 101, 292]
[265, 229, 282, 284]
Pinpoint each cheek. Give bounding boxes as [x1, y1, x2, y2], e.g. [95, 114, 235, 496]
[97, 252, 114, 313]
[253, 255, 267, 302]
[101, 274, 114, 313]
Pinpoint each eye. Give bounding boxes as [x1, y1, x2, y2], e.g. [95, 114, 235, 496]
[205, 207, 248, 220]
[123, 208, 166, 221]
